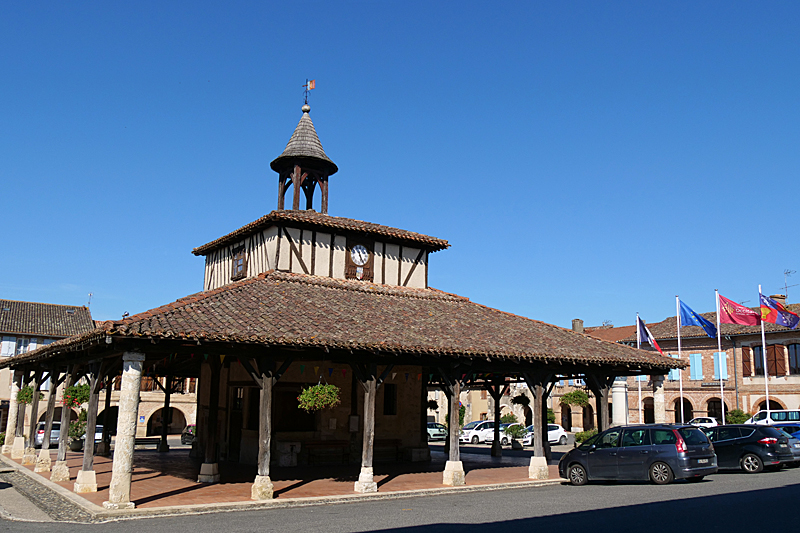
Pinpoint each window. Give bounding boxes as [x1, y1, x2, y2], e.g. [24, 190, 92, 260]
[753, 346, 764, 374]
[621, 429, 650, 447]
[635, 375, 647, 382]
[713, 352, 728, 380]
[15, 338, 30, 356]
[231, 246, 247, 281]
[667, 354, 680, 381]
[595, 429, 620, 449]
[789, 345, 800, 375]
[652, 429, 677, 445]
[689, 353, 703, 380]
[480, 390, 487, 400]
[383, 384, 397, 415]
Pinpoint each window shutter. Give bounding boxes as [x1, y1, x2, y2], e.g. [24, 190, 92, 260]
[742, 347, 752, 377]
[668, 354, 680, 381]
[775, 345, 787, 375]
[0, 337, 15, 357]
[690, 353, 703, 380]
[713, 352, 728, 380]
[767, 345, 780, 377]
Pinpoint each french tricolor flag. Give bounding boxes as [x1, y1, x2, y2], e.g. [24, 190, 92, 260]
[636, 316, 664, 355]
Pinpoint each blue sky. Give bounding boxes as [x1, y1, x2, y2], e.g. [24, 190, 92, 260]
[1, 2, 798, 328]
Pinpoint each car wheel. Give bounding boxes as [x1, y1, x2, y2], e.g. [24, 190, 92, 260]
[568, 464, 588, 486]
[501, 438, 509, 446]
[558, 435, 567, 445]
[741, 453, 763, 473]
[649, 462, 674, 485]
[471, 436, 479, 444]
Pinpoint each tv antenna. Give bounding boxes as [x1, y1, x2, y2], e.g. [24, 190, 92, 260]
[86, 292, 93, 308]
[782, 269, 798, 300]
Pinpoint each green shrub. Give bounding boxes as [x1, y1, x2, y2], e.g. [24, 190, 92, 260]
[725, 409, 751, 424]
[504, 424, 526, 440]
[500, 413, 518, 424]
[560, 390, 590, 407]
[0, 432, 5, 446]
[547, 408, 555, 424]
[69, 409, 88, 440]
[575, 428, 597, 443]
[297, 384, 341, 412]
[63, 384, 90, 408]
[16, 386, 44, 405]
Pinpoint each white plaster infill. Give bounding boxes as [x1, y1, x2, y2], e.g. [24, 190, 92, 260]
[353, 466, 377, 493]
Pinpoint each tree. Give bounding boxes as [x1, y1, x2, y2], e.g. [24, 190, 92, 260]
[500, 413, 518, 424]
[725, 409, 750, 424]
[560, 390, 590, 407]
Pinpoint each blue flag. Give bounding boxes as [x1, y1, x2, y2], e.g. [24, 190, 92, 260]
[679, 300, 717, 338]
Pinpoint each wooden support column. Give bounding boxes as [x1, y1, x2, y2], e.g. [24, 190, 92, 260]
[11, 372, 28, 460]
[4, 371, 22, 455]
[97, 379, 113, 456]
[35, 368, 65, 472]
[587, 373, 615, 433]
[522, 371, 554, 479]
[22, 371, 42, 465]
[486, 381, 508, 457]
[51, 367, 75, 482]
[442, 378, 465, 485]
[75, 363, 102, 493]
[158, 375, 172, 453]
[199, 357, 222, 483]
[103, 352, 145, 509]
[355, 369, 377, 493]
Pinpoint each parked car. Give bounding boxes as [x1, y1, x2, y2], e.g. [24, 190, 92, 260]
[774, 428, 800, 467]
[34, 421, 62, 447]
[774, 423, 800, 439]
[745, 410, 800, 425]
[485, 423, 514, 445]
[459, 420, 496, 444]
[82, 425, 105, 444]
[701, 425, 794, 473]
[181, 424, 196, 445]
[688, 417, 720, 428]
[426, 422, 447, 441]
[558, 424, 717, 485]
[522, 423, 569, 446]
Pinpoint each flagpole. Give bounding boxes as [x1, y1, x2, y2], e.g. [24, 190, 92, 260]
[715, 289, 726, 424]
[636, 313, 642, 424]
[759, 285, 771, 420]
[676, 296, 684, 424]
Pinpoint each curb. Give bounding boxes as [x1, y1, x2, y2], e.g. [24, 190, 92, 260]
[0, 454, 564, 522]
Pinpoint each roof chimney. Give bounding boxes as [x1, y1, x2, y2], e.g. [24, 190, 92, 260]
[572, 319, 584, 333]
[770, 294, 787, 306]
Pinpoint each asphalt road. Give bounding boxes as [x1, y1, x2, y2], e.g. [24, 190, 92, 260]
[2, 463, 799, 532]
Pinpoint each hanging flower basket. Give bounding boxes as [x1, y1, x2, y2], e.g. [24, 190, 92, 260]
[62, 384, 90, 408]
[297, 384, 341, 412]
[16, 386, 43, 405]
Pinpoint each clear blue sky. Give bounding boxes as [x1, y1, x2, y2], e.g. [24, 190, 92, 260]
[2, 2, 798, 329]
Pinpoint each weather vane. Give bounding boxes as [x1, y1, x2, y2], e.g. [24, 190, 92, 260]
[303, 79, 316, 105]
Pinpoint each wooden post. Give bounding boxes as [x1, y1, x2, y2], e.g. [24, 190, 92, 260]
[531, 383, 544, 457]
[354, 374, 377, 493]
[97, 379, 113, 456]
[75, 364, 101, 492]
[22, 371, 42, 465]
[442, 378, 464, 485]
[442, 388, 451, 455]
[51, 368, 75, 482]
[487, 382, 506, 457]
[522, 371, 552, 479]
[251, 361, 274, 500]
[158, 375, 172, 453]
[35, 369, 61, 472]
[198, 357, 221, 483]
[587, 374, 614, 433]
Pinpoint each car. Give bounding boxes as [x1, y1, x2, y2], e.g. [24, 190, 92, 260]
[181, 424, 196, 445]
[81, 425, 105, 444]
[688, 417, 720, 428]
[558, 424, 717, 485]
[34, 421, 62, 447]
[774, 428, 800, 467]
[745, 409, 800, 425]
[459, 420, 496, 444]
[522, 423, 569, 446]
[774, 423, 800, 439]
[701, 425, 794, 473]
[485, 423, 514, 445]
[426, 422, 447, 441]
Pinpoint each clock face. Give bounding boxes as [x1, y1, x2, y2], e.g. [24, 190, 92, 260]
[350, 244, 369, 266]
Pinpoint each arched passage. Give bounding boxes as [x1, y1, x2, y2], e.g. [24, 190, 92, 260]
[643, 397, 655, 424]
[706, 398, 730, 421]
[146, 407, 187, 436]
[758, 399, 785, 411]
[582, 404, 594, 430]
[561, 405, 572, 431]
[98, 406, 119, 434]
[673, 398, 693, 423]
[37, 407, 77, 424]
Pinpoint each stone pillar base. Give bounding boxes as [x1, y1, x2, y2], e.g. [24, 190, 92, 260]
[10, 437, 25, 460]
[74, 470, 98, 493]
[157, 440, 170, 453]
[51, 461, 70, 482]
[34, 449, 52, 472]
[21, 447, 36, 465]
[103, 500, 135, 510]
[96, 441, 111, 457]
[490, 441, 502, 457]
[197, 462, 220, 483]
[251, 475, 274, 500]
[354, 466, 378, 493]
[528, 456, 549, 480]
[442, 460, 466, 486]
[1, 444, 11, 455]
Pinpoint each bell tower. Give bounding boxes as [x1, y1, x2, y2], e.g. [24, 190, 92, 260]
[270, 104, 338, 214]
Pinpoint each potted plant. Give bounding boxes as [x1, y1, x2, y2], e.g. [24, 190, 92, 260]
[297, 383, 341, 412]
[68, 410, 87, 451]
[504, 423, 526, 450]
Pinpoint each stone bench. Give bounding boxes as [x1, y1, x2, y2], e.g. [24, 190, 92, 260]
[134, 437, 162, 449]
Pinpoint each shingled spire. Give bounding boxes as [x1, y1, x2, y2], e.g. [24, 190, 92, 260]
[270, 104, 338, 214]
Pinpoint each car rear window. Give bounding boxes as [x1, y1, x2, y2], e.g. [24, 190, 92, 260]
[758, 427, 784, 439]
[678, 428, 710, 445]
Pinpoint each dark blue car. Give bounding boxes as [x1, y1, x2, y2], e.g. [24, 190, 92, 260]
[558, 424, 717, 485]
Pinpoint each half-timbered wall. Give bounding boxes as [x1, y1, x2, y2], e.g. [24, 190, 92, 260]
[202, 225, 429, 291]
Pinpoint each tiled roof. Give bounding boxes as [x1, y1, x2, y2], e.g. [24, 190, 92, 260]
[585, 325, 637, 343]
[270, 107, 338, 175]
[7, 272, 679, 371]
[192, 210, 450, 255]
[0, 300, 94, 338]
[621, 303, 800, 342]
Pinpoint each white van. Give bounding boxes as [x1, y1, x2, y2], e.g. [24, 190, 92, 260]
[745, 410, 800, 425]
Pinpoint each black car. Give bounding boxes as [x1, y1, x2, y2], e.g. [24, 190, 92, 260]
[701, 425, 794, 473]
[180, 424, 196, 445]
[558, 424, 717, 485]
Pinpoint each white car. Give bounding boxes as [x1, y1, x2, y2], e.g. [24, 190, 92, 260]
[459, 420, 496, 444]
[688, 417, 720, 428]
[522, 423, 568, 446]
[485, 423, 517, 445]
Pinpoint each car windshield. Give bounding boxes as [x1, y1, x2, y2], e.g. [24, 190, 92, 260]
[462, 421, 480, 430]
[678, 428, 709, 445]
[525, 425, 534, 433]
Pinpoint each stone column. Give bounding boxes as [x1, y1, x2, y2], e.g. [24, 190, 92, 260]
[3, 371, 21, 454]
[653, 375, 666, 424]
[52, 369, 75, 482]
[251, 373, 274, 500]
[611, 379, 628, 426]
[443, 380, 465, 486]
[75, 365, 101, 493]
[103, 352, 145, 510]
[35, 373, 60, 472]
[22, 372, 42, 465]
[354, 377, 377, 493]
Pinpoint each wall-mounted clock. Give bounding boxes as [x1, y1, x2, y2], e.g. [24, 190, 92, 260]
[350, 244, 369, 266]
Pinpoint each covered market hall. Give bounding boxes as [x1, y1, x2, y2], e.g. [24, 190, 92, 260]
[0, 103, 680, 509]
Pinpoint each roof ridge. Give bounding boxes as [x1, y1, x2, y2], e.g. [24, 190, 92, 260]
[0, 299, 88, 309]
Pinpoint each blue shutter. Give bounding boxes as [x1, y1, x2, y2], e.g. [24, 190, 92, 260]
[636, 375, 647, 382]
[568, 379, 574, 386]
[713, 352, 728, 380]
[690, 353, 702, 380]
[668, 353, 680, 381]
